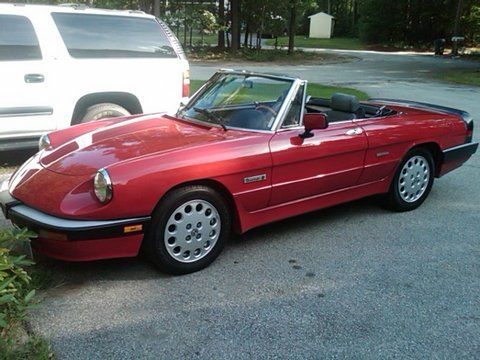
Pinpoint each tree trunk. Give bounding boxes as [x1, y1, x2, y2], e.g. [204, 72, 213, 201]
[218, 0, 225, 49]
[288, 3, 296, 54]
[189, 26, 193, 47]
[452, 0, 464, 56]
[453, 0, 463, 37]
[257, 32, 262, 50]
[183, 1, 187, 47]
[244, 23, 250, 48]
[351, 0, 357, 30]
[230, 0, 240, 53]
[153, 0, 160, 17]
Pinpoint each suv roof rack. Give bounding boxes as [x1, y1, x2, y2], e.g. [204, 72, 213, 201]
[58, 3, 89, 9]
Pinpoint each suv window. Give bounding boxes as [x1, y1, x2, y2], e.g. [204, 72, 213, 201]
[0, 15, 42, 61]
[52, 13, 177, 59]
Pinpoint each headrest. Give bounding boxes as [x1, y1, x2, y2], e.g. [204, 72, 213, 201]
[331, 93, 360, 113]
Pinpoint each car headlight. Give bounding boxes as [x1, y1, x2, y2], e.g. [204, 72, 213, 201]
[38, 134, 51, 151]
[93, 169, 113, 204]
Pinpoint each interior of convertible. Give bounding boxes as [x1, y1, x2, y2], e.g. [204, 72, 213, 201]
[306, 93, 396, 121]
[180, 73, 396, 131]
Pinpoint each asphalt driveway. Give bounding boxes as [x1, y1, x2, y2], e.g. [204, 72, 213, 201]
[2, 51, 479, 359]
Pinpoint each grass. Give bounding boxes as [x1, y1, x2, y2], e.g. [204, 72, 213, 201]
[182, 33, 218, 47]
[173, 28, 218, 47]
[190, 80, 368, 100]
[1, 335, 53, 360]
[433, 69, 480, 87]
[187, 47, 352, 63]
[266, 36, 367, 50]
[307, 83, 368, 100]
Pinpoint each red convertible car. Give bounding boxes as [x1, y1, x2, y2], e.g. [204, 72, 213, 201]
[0, 70, 477, 274]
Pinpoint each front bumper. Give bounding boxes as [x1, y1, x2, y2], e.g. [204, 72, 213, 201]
[1, 188, 150, 261]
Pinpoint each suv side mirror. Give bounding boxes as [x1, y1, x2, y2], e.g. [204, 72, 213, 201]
[300, 113, 328, 138]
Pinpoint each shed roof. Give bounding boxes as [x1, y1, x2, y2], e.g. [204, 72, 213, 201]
[308, 12, 334, 19]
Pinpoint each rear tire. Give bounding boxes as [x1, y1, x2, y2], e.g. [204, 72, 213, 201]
[79, 103, 130, 123]
[144, 186, 231, 275]
[386, 148, 435, 212]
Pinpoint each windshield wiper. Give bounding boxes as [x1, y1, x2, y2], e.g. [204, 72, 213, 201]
[193, 107, 227, 131]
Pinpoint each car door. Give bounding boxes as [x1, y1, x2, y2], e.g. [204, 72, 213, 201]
[268, 85, 368, 206]
[0, 13, 55, 143]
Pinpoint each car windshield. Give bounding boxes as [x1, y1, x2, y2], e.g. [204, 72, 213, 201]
[179, 73, 294, 131]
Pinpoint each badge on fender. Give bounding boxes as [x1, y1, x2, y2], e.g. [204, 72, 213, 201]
[243, 174, 266, 184]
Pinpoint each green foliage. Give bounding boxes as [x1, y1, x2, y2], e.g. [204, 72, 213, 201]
[0, 228, 54, 358]
[463, 5, 480, 44]
[0, 228, 36, 342]
[0, 228, 36, 253]
[21, 0, 480, 48]
[358, 0, 479, 46]
[0, 335, 53, 360]
[198, 10, 218, 34]
[265, 16, 287, 47]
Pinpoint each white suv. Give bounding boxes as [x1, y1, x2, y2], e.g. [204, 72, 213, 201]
[0, 4, 189, 150]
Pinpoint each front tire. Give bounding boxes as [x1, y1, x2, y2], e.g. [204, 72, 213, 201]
[145, 186, 231, 275]
[386, 148, 435, 212]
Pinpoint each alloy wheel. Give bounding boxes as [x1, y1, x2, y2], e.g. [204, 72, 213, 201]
[398, 155, 430, 203]
[164, 199, 221, 263]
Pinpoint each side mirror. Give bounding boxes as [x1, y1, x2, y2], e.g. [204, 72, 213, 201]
[300, 113, 328, 138]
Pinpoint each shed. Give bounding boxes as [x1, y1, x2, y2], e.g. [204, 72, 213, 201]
[308, 12, 334, 39]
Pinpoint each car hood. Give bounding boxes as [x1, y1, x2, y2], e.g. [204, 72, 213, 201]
[40, 115, 230, 176]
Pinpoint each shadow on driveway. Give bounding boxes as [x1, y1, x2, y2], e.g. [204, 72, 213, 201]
[0, 149, 36, 174]
[34, 195, 385, 287]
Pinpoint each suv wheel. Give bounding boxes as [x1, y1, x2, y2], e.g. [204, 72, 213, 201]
[80, 103, 130, 123]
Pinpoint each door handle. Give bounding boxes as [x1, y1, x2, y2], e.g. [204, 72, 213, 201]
[346, 127, 363, 136]
[24, 74, 45, 83]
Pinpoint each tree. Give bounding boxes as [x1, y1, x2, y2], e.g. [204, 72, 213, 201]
[230, 0, 240, 53]
[265, 15, 286, 48]
[218, 0, 226, 49]
[198, 10, 218, 44]
[287, 1, 297, 54]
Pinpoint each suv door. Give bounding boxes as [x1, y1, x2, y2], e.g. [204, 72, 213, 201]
[269, 84, 368, 206]
[0, 14, 55, 147]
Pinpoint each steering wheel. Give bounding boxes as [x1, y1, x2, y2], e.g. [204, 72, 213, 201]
[375, 105, 387, 116]
[255, 104, 277, 116]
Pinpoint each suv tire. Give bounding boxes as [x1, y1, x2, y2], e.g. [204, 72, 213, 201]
[80, 103, 130, 123]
